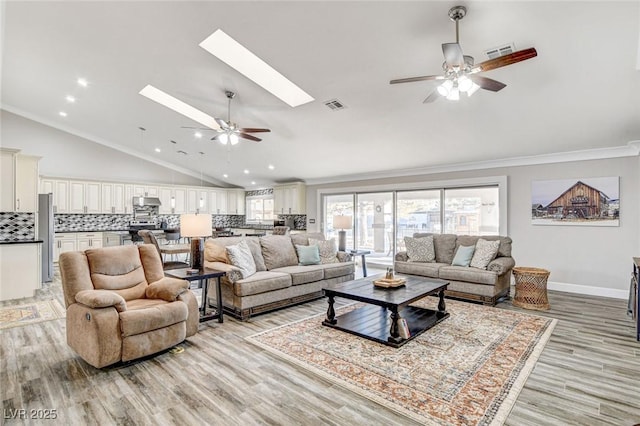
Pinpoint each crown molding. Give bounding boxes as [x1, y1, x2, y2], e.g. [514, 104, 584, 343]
[305, 141, 640, 186]
[1, 105, 233, 187]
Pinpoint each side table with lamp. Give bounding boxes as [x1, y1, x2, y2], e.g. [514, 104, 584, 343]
[180, 213, 212, 270]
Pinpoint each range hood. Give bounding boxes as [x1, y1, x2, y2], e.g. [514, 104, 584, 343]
[132, 197, 162, 207]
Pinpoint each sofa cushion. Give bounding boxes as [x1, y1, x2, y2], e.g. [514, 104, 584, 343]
[470, 238, 500, 270]
[271, 265, 324, 285]
[309, 238, 339, 264]
[291, 232, 325, 247]
[119, 299, 188, 337]
[405, 235, 435, 262]
[413, 233, 457, 264]
[394, 261, 447, 279]
[245, 238, 267, 271]
[259, 235, 299, 270]
[226, 240, 257, 279]
[233, 271, 292, 297]
[204, 239, 230, 263]
[295, 244, 321, 265]
[451, 245, 475, 267]
[439, 266, 498, 286]
[321, 262, 355, 279]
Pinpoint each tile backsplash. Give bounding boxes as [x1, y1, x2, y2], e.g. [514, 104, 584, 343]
[0, 212, 36, 241]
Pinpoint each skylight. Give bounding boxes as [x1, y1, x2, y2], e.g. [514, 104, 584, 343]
[199, 29, 314, 108]
[139, 85, 220, 130]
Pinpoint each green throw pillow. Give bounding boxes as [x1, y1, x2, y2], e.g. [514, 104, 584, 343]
[451, 245, 475, 267]
[295, 244, 321, 266]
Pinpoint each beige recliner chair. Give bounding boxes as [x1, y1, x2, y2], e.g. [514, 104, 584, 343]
[59, 244, 199, 368]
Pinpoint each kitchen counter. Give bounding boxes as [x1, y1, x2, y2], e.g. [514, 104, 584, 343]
[0, 239, 43, 245]
[55, 229, 129, 233]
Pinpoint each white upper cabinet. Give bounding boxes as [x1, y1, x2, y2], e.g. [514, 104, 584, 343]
[187, 189, 208, 214]
[209, 189, 228, 214]
[1, 149, 39, 212]
[226, 189, 245, 215]
[273, 183, 306, 215]
[101, 183, 126, 214]
[69, 180, 101, 214]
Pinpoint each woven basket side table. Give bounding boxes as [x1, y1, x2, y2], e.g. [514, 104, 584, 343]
[512, 267, 550, 310]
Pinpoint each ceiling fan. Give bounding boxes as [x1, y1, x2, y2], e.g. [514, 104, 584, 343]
[390, 5, 537, 102]
[211, 91, 270, 144]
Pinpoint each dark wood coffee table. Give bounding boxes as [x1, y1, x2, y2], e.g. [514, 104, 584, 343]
[322, 274, 449, 348]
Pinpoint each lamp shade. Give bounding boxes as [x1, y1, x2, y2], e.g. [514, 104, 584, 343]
[333, 215, 352, 230]
[180, 214, 212, 238]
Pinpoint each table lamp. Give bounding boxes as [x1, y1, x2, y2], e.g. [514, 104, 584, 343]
[333, 215, 352, 252]
[180, 214, 212, 270]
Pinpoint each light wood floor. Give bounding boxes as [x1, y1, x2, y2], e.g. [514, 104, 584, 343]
[1, 268, 638, 425]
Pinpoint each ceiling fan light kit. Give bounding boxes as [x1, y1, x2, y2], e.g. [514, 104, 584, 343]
[210, 90, 271, 145]
[390, 5, 537, 103]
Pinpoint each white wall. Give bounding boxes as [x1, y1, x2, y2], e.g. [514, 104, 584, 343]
[0, 110, 204, 186]
[306, 156, 639, 299]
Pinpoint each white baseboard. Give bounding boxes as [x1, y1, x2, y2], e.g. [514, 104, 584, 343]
[546, 281, 629, 300]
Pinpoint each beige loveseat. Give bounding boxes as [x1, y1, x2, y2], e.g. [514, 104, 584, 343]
[394, 233, 515, 306]
[59, 245, 199, 368]
[204, 233, 355, 320]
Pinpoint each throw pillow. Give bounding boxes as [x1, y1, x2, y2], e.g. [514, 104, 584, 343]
[259, 235, 299, 270]
[451, 245, 475, 267]
[295, 244, 321, 266]
[309, 238, 339, 264]
[404, 236, 435, 263]
[470, 238, 500, 270]
[226, 240, 257, 279]
[204, 239, 230, 263]
[244, 238, 267, 271]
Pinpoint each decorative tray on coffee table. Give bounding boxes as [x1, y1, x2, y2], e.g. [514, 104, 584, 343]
[373, 277, 406, 288]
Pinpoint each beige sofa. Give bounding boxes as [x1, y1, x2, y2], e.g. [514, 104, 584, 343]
[394, 233, 515, 305]
[59, 245, 199, 368]
[204, 233, 355, 320]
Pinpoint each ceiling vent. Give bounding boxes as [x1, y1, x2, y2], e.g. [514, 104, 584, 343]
[324, 99, 347, 111]
[484, 43, 516, 59]
[177, 150, 188, 155]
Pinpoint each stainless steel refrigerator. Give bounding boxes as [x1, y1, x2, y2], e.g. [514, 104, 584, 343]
[38, 193, 54, 282]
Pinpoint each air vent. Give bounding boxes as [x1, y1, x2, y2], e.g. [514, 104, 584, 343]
[324, 99, 347, 111]
[177, 150, 188, 155]
[485, 43, 515, 59]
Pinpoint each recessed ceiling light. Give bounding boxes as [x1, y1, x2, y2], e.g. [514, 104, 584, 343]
[199, 29, 314, 107]
[77, 78, 88, 87]
[223, 174, 229, 178]
[65, 95, 76, 103]
[58, 111, 68, 117]
[251, 181, 256, 185]
[268, 164, 275, 170]
[194, 132, 202, 138]
[139, 85, 220, 130]
[154, 148, 161, 153]
[243, 169, 250, 174]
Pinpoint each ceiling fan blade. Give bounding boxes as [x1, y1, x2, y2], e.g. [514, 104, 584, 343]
[210, 135, 220, 141]
[390, 75, 443, 84]
[442, 43, 464, 68]
[239, 133, 261, 142]
[472, 48, 537, 73]
[469, 75, 506, 92]
[423, 89, 440, 104]
[238, 128, 271, 133]
[214, 117, 230, 129]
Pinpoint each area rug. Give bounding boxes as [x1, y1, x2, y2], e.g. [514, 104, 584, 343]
[247, 298, 557, 425]
[0, 300, 65, 330]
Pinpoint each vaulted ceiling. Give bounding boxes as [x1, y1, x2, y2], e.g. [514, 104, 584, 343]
[2, 1, 639, 188]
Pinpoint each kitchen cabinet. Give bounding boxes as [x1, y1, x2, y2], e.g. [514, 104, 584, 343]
[0, 149, 40, 213]
[274, 182, 306, 215]
[159, 187, 186, 214]
[209, 189, 228, 214]
[69, 181, 101, 214]
[226, 189, 245, 215]
[0, 242, 41, 301]
[101, 183, 126, 214]
[173, 188, 186, 214]
[158, 187, 173, 214]
[41, 178, 70, 213]
[54, 233, 77, 262]
[77, 232, 103, 251]
[188, 189, 208, 213]
[133, 185, 158, 198]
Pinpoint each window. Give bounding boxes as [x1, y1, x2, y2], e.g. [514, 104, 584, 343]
[444, 187, 499, 235]
[245, 195, 274, 223]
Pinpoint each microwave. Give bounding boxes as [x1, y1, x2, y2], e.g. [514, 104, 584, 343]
[274, 219, 286, 227]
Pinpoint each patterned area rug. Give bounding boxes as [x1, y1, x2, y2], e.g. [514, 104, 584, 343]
[247, 298, 556, 425]
[0, 300, 65, 330]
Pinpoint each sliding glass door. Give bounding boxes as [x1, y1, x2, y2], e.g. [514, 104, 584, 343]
[355, 192, 393, 262]
[323, 193, 354, 249]
[396, 190, 441, 252]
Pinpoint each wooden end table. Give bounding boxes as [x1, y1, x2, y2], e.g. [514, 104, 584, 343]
[349, 249, 371, 277]
[165, 267, 226, 323]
